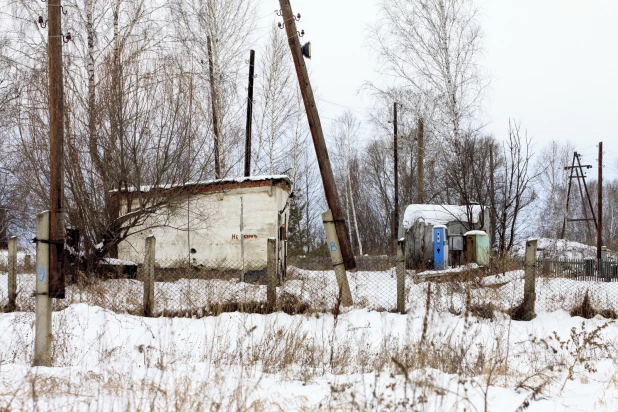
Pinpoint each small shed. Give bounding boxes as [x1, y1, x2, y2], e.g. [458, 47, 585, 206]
[401, 204, 489, 268]
[464, 230, 490, 266]
[114, 175, 292, 278]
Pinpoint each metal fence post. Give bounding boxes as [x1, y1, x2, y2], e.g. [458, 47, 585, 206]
[34, 211, 52, 367]
[267, 237, 277, 310]
[397, 239, 406, 314]
[6, 236, 17, 312]
[143, 236, 156, 317]
[322, 209, 353, 307]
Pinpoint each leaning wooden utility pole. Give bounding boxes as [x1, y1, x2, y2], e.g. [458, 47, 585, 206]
[416, 117, 424, 204]
[207, 36, 223, 179]
[48, 0, 66, 298]
[244, 50, 255, 177]
[278, 0, 356, 270]
[597, 142, 603, 260]
[392, 103, 398, 255]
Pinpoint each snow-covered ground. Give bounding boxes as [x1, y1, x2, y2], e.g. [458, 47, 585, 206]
[511, 237, 610, 260]
[1, 303, 618, 410]
[3, 266, 618, 410]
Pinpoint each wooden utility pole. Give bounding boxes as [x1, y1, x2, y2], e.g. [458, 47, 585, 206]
[392, 102, 398, 255]
[0, 207, 7, 249]
[278, 0, 356, 270]
[48, 0, 65, 298]
[207, 36, 223, 179]
[416, 117, 424, 204]
[597, 142, 603, 259]
[244, 50, 255, 177]
[7, 236, 16, 312]
[489, 144, 496, 248]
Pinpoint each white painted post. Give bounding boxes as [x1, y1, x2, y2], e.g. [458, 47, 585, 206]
[33, 211, 52, 367]
[397, 239, 406, 314]
[267, 238, 277, 310]
[322, 209, 353, 307]
[7, 236, 17, 312]
[143, 236, 156, 317]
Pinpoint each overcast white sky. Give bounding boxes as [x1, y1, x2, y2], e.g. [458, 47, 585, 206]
[257, 0, 618, 180]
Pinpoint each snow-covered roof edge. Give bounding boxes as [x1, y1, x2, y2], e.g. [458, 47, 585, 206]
[402, 204, 486, 229]
[464, 230, 487, 236]
[110, 175, 292, 194]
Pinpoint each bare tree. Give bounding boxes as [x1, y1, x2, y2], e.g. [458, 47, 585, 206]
[493, 121, 538, 254]
[252, 26, 296, 176]
[369, 0, 486, 141]
[361, 138, 395, 254]
[0, 0, 208, 267]
[442, 132, 494, 228]
[170, 0, 257, 178]
[331, 111, 364, 256]
[535, 140, 574, 252]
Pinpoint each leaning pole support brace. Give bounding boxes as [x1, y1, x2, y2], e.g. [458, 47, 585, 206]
[322, 209, 353, 307]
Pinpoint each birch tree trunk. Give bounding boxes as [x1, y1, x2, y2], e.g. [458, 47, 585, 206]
[346, 132, 363, 256]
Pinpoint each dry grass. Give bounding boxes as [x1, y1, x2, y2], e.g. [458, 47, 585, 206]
[3, 258, 618, 410]
[570, 290, 618, 319]
[1, 304, 617, 411]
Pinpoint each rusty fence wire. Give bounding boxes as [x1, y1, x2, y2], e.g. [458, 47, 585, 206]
[2, 245, 618, 319]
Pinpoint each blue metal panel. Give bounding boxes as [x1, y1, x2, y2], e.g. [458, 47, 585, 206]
[433, 227, 446, 270]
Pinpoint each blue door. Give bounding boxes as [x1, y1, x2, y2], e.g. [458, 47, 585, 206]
[433, 226, 446, 270]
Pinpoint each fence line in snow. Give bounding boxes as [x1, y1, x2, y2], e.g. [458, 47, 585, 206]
[3, 236, 618, 318]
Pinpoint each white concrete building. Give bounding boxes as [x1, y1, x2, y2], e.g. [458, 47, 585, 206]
[115, 176, 292, 274]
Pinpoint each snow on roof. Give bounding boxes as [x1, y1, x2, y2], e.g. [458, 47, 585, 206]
[403, 204, 484, 229]
[464, 230, 487, 237]
[111, 175, 292, 194]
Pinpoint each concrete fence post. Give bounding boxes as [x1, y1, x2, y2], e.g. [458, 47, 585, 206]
[322, 209, 353, 307]
[510, 239, 538, 321]
[522, 238, 538, 319]
[267, 237, 277, 310]
[6, 236, 17, 312]
[143, 236, 156, 317]
[33, 211, 52, 367]
[396, 239, 406, 314]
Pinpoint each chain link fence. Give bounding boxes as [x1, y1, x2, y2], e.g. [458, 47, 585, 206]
[2, 239, 618, 319]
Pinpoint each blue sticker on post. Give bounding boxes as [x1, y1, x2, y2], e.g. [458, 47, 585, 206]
[330, 242, 337, 253]
[37, 266, 46, 282]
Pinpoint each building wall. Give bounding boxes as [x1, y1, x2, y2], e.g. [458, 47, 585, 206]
[405, 221, 433, 268]
[118, 184, 290, 269]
